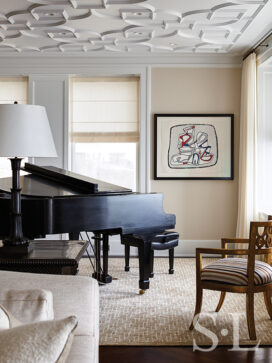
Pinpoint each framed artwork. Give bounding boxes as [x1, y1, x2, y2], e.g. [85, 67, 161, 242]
[154, 114, 234, 180]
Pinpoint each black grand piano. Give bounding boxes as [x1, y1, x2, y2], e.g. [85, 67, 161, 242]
[0, 163, 176, 292]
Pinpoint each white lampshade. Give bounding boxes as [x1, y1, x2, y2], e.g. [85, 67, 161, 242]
[0, 104, 57, 157]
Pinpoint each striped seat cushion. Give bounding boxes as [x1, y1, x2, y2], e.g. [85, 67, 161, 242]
[201, 258, 272, 286]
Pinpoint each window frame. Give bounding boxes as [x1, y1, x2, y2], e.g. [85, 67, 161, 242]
[257, 63, 272, 216]
[67, 68, 148, 193]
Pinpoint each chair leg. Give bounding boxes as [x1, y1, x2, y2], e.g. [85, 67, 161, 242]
[215, 292, 226, 312]
[246, 292, 256, 340]
[189, 286, 203, 330]
[124, 245, 130, 272]
[169, 248, 174, 274]
[263, 289, 272, 319]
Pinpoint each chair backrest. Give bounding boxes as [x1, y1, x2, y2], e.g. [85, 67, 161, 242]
[249, 221, 272, 251]
[247, 221, 272, 285]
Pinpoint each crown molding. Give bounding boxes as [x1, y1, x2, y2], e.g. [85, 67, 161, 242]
[257, 44, 272, 66]
[0, 53, 242, 75]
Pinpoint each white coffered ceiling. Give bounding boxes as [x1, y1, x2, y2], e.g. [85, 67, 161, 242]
[0, 0, 271, 55]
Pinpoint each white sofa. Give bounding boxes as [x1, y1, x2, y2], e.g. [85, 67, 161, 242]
[0, 270, 99, 363]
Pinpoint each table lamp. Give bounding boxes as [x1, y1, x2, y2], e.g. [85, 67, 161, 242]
[0, 103, 57, 256]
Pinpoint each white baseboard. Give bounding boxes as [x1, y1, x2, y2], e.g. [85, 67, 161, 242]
[46, 233, 220, 257]
[107, 236, 220, 257]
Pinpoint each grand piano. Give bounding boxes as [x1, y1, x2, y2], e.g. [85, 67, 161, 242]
[0, 163, 176, 292]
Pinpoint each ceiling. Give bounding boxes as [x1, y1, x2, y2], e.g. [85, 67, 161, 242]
[0, 0, 271, 55]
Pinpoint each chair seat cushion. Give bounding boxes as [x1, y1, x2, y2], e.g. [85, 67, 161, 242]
[151, 239, 179, 250]
[121, 231, 179, 250]
[201, 258, 272, 286]
[152, 231, 179, 243]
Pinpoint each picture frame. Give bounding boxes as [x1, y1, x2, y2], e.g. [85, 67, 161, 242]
[154, 114, 234, 180]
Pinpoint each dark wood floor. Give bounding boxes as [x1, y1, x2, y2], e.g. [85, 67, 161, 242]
[100, 346, 272, 363]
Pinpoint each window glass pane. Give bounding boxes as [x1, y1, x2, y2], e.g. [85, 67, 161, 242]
[71, 143, 137, 191]
[0, 159, 13, 178]
[257, 71, 272, 214]
[70, 77, 139, 191]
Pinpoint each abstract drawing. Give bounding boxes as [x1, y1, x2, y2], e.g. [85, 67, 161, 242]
[154, 114, 233, 180]
[168, 124, 218, 169]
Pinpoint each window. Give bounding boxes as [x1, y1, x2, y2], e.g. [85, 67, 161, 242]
[257, 66, 272, 216]
[70, 77, 139, 191]
[0, 78, 28, 177]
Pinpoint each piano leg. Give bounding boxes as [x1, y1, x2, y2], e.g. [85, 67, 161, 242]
[102, 234, 112, 283]
[124, 245, 130, 272]
[92, 233, 113, 284]
[138, 239, 152, 294]
[92, 233, 101, 281]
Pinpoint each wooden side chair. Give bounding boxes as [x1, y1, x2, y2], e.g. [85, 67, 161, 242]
[189, 221, 272, 340]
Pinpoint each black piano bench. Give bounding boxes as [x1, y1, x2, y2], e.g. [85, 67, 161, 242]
[121, 231, 179, 277]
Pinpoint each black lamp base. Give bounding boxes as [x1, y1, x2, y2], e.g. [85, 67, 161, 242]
[0, 241, 34, 257]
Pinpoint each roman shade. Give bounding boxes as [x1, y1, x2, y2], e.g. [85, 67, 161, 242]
[70, 77, 139, 143]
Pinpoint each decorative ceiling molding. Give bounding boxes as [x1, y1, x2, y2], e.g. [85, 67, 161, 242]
[0, 0, 269, 54]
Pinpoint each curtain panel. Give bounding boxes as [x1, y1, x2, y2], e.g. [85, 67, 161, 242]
[236, 53, 258, 238]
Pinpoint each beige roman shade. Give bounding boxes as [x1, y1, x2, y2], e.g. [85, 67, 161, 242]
[70, 77, 140, 143]
[0, 78, 27, 104]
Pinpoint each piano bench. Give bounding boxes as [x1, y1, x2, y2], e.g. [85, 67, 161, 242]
[121, 231, 179, 276]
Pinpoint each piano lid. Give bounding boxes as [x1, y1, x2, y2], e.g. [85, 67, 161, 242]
[0, 163, 132, 197]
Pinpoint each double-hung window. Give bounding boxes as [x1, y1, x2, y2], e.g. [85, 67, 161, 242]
[70, 77, 139, 191]
[257, 66, 272, 216]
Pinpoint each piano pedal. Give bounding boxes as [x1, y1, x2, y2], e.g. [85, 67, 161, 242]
[92, 271, 113, 284]
[97, 276, 118, 286]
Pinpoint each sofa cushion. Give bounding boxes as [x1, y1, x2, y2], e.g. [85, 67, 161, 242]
[201, 257, 272, 285]
[0, 270, 99, 363]
[0, 304, 21, 330]
[0, 289, 54, 323]
[0, 315, 77, 363]
[0, 305, 9, 330]
[67, 335, 97, 363]
[0, 271, 99, 336]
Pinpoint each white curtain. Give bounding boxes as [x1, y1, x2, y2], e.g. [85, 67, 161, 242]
[236, 53, 258, 238]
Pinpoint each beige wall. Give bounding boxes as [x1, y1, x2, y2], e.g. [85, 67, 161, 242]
[151, 67, 241, 240]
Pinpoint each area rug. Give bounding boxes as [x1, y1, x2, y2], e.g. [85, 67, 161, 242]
[78, 257, 272, 346]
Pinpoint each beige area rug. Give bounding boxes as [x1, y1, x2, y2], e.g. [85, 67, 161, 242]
[78, 257, 272, 346]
